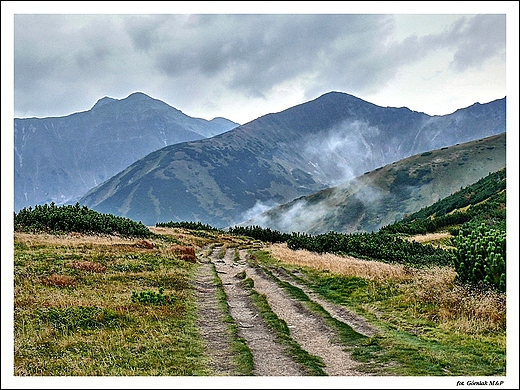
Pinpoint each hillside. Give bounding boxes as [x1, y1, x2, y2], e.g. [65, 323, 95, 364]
[14, 92, 238, 211]
[13, 210, 506, 377]
[244, 132, 506, 234]
[79, 92, 506, 227]
[380, 167, 506, 235]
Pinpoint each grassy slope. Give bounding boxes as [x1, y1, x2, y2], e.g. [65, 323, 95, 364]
[13, 227, 506, 377]
[260, 245, 505, 376]
[256, 132, 506, 234]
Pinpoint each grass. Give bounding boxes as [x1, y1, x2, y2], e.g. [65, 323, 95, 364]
[13, 229, 507, 377]
[259, 244, 506, 376]
[13, 232, 208, 376]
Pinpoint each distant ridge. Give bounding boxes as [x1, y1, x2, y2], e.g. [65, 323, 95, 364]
[244, 132, 506, 234]
[79, 91, 506, 227]
[14, 92, 239, 211]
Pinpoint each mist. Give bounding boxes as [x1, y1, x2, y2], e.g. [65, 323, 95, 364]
[240, 119, 388, 233]
[300, 119, 382, 187]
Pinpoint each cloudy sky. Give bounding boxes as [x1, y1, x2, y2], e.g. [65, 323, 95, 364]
[3, 2, 518, 125]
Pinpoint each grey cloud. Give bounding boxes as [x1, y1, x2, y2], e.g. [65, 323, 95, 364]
[154, 14, 395, 98]
[301, 119, 382, 186]
[14, 54, 61, 91]
[404, 15, 506, 72]
[14, 15, 139, 116]
[305, 14, 506, 99]
[13, 13, 506, 120]
[123, 15, 168, 52]
[448, 15, 506, 71]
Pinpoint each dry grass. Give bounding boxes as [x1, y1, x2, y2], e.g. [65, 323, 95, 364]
[164, 245, 197, 263]
[15, 231, 136, 247]
[400, 268, 506, 333]
[268, 243, 505, 333]
[406, 232, 452, 243]
[67, 260, 107, 273]
[134, 239, 154, 249]
[149, 226, 217, 247]
[405, 232, 456, 249]
[14, 231, 207, 376]
[268, 243, 413, 282]
[40, 274, 77, 287]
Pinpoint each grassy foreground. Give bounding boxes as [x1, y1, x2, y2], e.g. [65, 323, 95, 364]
[13, 231, 209, 376]
[12, 228, 506, 376]
[262, 245, 506, 376]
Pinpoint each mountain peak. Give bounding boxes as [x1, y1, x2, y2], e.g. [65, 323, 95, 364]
[92, 92, 155, 110]
[92, 96, 116, 109]
[125, 91, 153, 101]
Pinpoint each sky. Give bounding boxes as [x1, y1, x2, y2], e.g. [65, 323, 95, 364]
[3, 2, 517, 126]
[2, 2, 520, 389]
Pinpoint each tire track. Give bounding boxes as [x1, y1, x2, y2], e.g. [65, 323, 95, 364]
[193, 257, 238, 375]
[245, 260, 363, 376]
[266, 266, 380, 337]
[208, 246, 306, 376]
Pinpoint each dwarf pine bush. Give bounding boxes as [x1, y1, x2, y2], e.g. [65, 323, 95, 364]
[453, 222, 506, 292]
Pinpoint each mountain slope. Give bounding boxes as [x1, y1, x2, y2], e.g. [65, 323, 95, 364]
[246, 132, 506, 234]
[14, 92, 239, 210]
[80, 92, 506, 227]
[380, 167, 506, 235]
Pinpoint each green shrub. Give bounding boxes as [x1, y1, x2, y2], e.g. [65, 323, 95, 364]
[14, 202, 150, 237]
[156, 220, 220, 231]
[131, 287, 176, 305]
[453, 223, 505, 292]
[38, 306, 129, 331]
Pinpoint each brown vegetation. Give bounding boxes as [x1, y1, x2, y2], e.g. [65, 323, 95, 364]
[401, 268, 506, 333]
[268, 243, 413, 282]
[167, 244, 197, 263]
[67, 260, 107, 273]
[40, 274, 76, 287]
[269, 243, 505, 333]
[134, 240, 154, 249]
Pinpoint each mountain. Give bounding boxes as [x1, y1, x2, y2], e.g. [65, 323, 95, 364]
[79, 91, 506, 227]
[245, 132, 506, 234]
[14, 92, 239, 211]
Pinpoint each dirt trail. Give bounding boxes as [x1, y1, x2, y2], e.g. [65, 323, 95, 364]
[248, 265, 360, 376]
[193, 258, 237, 375]
[267, 267, 379, 337]
[196, 245, 370, 376]
[210, 246, 306, 376]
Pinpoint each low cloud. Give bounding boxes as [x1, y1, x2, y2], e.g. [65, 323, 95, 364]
[246, 197, 329, 233]
[301, 119, 381, 186]
[235, 199, 278, 226]
[244, 175, 386, 234]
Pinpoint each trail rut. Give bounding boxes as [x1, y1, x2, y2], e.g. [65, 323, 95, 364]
[195, 245, 372, 376]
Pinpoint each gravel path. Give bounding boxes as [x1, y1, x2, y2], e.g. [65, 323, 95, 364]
[267, 266, 380, 337]
[210, 246, 306, 376]
[193, 258, 237, 375]
[195, 245, 371, 376]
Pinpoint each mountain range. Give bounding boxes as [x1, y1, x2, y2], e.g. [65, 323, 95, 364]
[14, 92, 239, 211]
[77, 91, 506, 227]
[243, 132, 506, 234]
